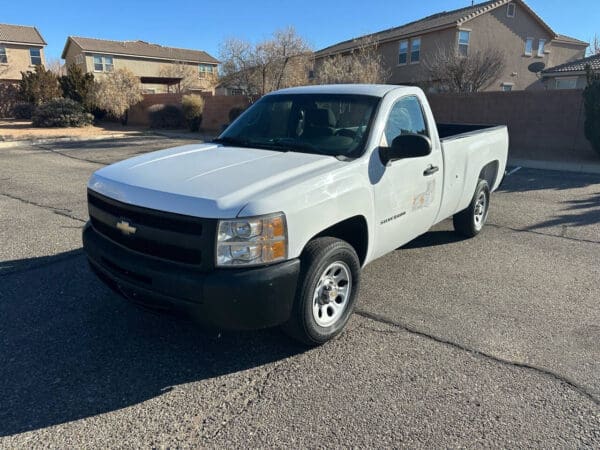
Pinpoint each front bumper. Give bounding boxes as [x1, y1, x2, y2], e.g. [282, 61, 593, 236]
[83, 223, 300, 330]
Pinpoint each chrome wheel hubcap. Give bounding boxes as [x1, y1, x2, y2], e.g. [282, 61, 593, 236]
[312, 261, 352, 327]
[474, 191, 487, 230]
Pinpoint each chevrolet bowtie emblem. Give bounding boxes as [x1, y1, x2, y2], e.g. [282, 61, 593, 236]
[116, 220, 137, 236]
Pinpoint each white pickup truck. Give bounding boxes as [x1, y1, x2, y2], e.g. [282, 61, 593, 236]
[83, 84, 508, 345]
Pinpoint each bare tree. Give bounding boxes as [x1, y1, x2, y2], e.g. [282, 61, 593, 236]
[589, 34, 600, 56]
[92, 68, 143, 123]
[313, 36, 391, 85]
[158, 61, 216, 93]
[424, 45, 506, 93]
[219, 27, 312, 98]
[45, 57, 64, 76]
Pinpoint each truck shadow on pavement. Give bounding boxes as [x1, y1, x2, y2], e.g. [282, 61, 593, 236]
[0, 250, 304, 437]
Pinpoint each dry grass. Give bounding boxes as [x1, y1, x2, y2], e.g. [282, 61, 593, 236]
[0, 119, 146, 141]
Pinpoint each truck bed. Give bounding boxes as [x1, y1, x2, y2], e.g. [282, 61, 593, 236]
[437, 123, 502, 140]
[434, 123, 509, 225]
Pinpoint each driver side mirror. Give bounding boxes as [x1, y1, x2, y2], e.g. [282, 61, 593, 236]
[379, 134, 432, 165]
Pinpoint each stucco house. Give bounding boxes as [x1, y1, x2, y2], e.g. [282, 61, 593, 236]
[541, 53, 600, 90]
[314, 0, 588, 91]
[61, 36, 219, 94]
[0, 23, 46, 83]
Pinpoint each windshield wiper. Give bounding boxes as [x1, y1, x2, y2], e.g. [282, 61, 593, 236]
[270, 138, 322, 155]
[212, 136, 253, 147]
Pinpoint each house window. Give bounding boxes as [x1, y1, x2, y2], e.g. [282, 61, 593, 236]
[75, 54, 84, 65]
[0, 47, 7, 64]
[507, 3, 516, 18]
[410, 37, 421, 63]
[199, 64, 214, 78]
[29, 48, 42, 65]
[524, 38, 533, 56]
[93, 55, 113, 72]
[537, 39, 546, 56]
[502, 84, 513, 92]
[555, 77, 578, 89]
[458, 31, 470, 56]
[398, 40, 408, 65]
[230, 88, 244, 96]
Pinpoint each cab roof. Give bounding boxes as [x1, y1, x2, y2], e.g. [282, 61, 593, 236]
[269, 84, 414, 98]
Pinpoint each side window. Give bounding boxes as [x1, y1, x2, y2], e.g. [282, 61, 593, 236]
[384, 96, 428, 145]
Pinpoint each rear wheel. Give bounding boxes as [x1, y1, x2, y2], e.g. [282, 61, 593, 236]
[282, 237, 361, 346]
[453, 179, 490, 237]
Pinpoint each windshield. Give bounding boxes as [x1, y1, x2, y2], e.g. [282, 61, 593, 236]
[216, 93, 381, 159]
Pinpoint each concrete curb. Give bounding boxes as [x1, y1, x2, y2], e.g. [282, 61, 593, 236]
[509, 158, 600, 175]
[0, 132, 146, 149]
[148, 130, 216, 141]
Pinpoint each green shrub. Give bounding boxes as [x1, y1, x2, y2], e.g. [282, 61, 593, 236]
[19, 65, 62, 105]
[0, 83, 20, 118]
[60, 64, 95, 109]
[583, 66, 600, 156]
[32, 98, 94, 127]
[149, 104, 186, 128]
[12, 102, 35, 119]
[182, 94, 204, 131]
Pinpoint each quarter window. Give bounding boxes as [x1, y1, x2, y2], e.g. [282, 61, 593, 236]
[384, 96, 428, 145]
[410, 37, 421, 63]
[537, 39, 546, 56]
[525, 38, 533, 56]
[398, 40, 408, 64]
[458, 31, 470, 57]
[29, 48, 42, 65]
[0, 47, 7, 64]
[93, 55, 113, 72]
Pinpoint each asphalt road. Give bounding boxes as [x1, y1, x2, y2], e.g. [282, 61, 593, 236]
[1, 137, 599, 448]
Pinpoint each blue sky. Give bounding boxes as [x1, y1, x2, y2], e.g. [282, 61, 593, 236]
[3, 0, 598, 61]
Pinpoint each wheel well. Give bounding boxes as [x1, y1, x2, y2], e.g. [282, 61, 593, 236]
[312, 216, 368, 265]
[479, 161, 499, 189]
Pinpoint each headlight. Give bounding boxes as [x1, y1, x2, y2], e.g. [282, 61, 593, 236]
[216, 213, 287, 267]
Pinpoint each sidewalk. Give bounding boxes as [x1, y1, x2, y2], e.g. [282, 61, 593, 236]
[508, 158, 600, 175]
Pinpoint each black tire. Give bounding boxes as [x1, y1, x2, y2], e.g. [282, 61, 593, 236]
[282, 237, 361, 346]
[453, 179, 490, 238]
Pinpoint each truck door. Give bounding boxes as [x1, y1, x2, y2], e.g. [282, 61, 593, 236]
[372, 95, 443, 258]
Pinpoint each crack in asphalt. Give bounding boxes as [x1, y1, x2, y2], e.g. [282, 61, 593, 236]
[355, 309, 600, 407]
[36, 145, 109, 166]
[0, 192, 87, 224]
[486, 222, 600, 245]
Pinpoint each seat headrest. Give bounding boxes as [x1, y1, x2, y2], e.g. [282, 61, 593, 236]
[305, 107, 336, 128]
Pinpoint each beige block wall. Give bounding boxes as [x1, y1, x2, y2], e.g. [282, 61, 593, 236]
[0, 44, 45, 80]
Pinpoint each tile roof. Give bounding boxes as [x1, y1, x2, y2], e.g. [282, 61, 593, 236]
[315, 0, 557, 57]
[63, 36, 218, 64]
[0, 23, 46, 45]
[543, 53, 600, 74]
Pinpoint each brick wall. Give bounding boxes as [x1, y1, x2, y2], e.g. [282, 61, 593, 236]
[128, 93, 183, 126]
[202, 95, 250, 131]
[128, 93, 249, 130]
[427, 90, 598, 162]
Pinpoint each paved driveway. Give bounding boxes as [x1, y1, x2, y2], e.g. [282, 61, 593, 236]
[1, 138, 599, 447]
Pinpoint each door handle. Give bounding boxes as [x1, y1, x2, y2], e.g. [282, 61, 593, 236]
[423, 165, 439, 176]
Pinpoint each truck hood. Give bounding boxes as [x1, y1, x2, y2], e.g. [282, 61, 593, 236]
[89, 143, 343, 218]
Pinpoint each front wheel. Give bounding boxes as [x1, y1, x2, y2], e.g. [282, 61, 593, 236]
[453, 179, 490, 237]
[282, 237, 361, 346]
